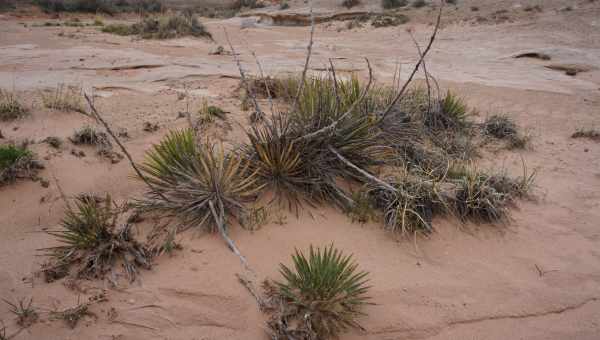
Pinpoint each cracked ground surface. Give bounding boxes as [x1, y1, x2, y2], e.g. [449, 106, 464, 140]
[1, 0, 600, 339]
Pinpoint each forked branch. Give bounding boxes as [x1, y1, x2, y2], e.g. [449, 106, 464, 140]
[292, 0, 315, 111]
[380, 6, 443, 121]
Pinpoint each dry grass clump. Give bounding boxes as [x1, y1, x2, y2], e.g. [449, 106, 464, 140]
[264, 245, 370, 340]
[342, 0, 361, 8]
[197, 100, 228, 126]
[50, 301, 96, 329]
[369, 171, 447, 234]
[138, 129, 262, 232]
[371, 13, 410, 27]
[0, 89, 29, 121]
[3, 298, 38, 328]
[102, 13, 212, 40]
[453, 166, 509, 222]
[42, 84, 86, 113]
[43, 194, 151, 282]
[482, 114, 531, 149]
[571, 128, 600, 141]
[0, 144, 43, 186]
[70, 125, 111, 147]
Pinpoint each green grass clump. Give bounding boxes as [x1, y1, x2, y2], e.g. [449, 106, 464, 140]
[0, 89, 29, 121]
[197, 99, 227, 126]
[44, 194, 151, 282]
[265, 245, 370, 340]
[139, 129, 262, 232]
[102, 14, 212, 40]
[0, 144, 41, 185]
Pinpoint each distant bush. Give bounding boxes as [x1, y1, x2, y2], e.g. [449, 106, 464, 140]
[0, 89, 29, 121]
[102, 14, 212, 40]
[342, 0, 361, 9]
[382, 0, 407, 9]
[0, 0, 16, 11]
[412, 0, 427, 8]
[34, 0, 164, 14]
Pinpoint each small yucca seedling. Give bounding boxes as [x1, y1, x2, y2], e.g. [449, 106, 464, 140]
[266, 245, 371, 340]
[0, 89, 29, 121]
[41, 84, 86, 113]
[139, 129, 262, 231]
[44, 194, 151, 282]
[4, 298, 38, 328]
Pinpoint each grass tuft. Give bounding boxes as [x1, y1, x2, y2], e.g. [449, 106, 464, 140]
[70, 125, 111, 147]
[0, 89, 29, 121]
[265, 245, 370, 340]
[572, 128, 600, 142]
[41, 84, 86, 113]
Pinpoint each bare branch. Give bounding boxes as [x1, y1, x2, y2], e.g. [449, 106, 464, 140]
[292, 0, 315, 111]
[249, 49, 275, 116]
[409, 31, 433, 115]
[223, 27, 264, 121]
[329, 58, 341, 113]
[83, 94, 169, 203]
[208, 200, 250, 270]
[380, 6, 443, 122]
[328, 146, 396, 192]
[296, 58, 373, 142]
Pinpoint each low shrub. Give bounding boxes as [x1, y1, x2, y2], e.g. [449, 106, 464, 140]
[342, 0, 361, 9]
[34, 0, 164, 14]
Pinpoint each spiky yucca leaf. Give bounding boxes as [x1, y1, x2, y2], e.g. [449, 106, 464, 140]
[268, 245, 370, 340]
[139, 129, 262, 231]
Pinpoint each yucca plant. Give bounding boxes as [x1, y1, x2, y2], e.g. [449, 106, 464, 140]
[44, 194, 151, 282]
[266, 245, 371, 340]
[0, 89, 29, 121]
[139, 129, 262, 231]
[243, 115, 327, 213]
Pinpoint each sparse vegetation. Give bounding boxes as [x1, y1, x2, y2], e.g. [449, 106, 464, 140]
[102, 14, 212, 40]
[572, 128, 600, 141]
[382, 0, 408, 9]
[197, 100, 227, 126]
[50, 301, 95, 329]
[4, 298, 38, 328]
[0, 144, 42, 186]
[371, 13, 410, 27]
[43, 194, 151, 282]
[342, 0, 361, 9]
[34, 0, 164, 14]
[0, 89, 29, 121]
[44, 136, 63, 149]
[264, 245, 370, 340]
[482, 114, 531, 149]
[42, 84, 86, 113]
[412, 0, 427, 8]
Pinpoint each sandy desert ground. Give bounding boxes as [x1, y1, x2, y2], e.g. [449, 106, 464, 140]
[1, 0, 600, 339]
